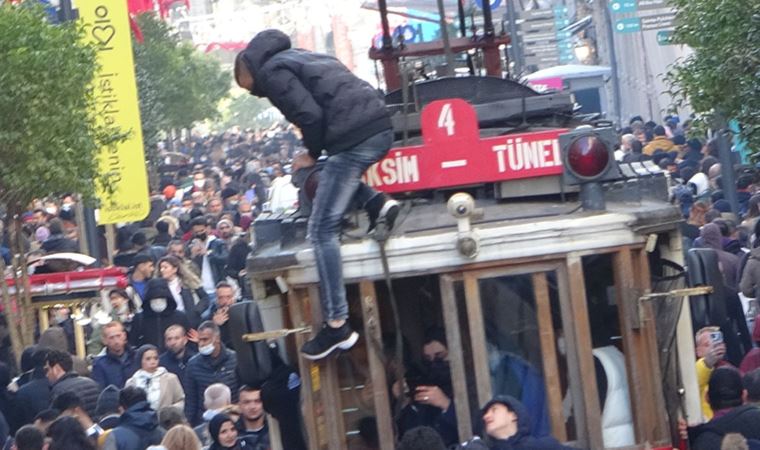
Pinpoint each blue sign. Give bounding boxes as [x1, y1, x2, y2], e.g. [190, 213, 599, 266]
[614, 17, 641, 32]
[475, 0, 502, 10]
[609, 0, 637, 13]
[656, 30, 674, 45]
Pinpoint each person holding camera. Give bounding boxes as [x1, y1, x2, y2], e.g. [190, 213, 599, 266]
[397, 329, 459, 448]
[695, 326, 730, 421]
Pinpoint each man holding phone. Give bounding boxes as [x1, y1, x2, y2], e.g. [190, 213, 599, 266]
[695, 326, 729, 420]
[205, 281, 237, 349]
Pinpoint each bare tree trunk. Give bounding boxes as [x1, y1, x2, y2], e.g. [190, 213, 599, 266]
[0, 256, 23, 367]
[12, 216, 34, 347]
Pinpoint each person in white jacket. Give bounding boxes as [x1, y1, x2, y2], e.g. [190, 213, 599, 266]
[126, 344, 185, 411]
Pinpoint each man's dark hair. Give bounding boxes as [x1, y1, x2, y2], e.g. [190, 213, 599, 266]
[708, 367, 744, 410]
[45, 349, 73, 373]
[198, 320, 220, 336]
[31, 347, 50, 370]
[119, 386, 148, 409]
[738, 174, 754, 190]
[33, 409, 60, 424]
[52, 391, 83, 413]
[190, 216, 208, 228]
[423, 327, 448, 348]
[155, 221, 169, 233]
[398, 426, 446, 450]
[131, 231, 147, 247]
[14, 424, 45, 450]
[744, 368, 760, 403]
[654, 125, 667, 136]
[239, 384, 262, 394]
[48, 218, 64, 235]
[167, 239, 184, 249]
[215, 280, 233, 291]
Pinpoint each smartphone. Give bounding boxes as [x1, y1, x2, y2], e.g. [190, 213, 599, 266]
[709, 331, 723, 344]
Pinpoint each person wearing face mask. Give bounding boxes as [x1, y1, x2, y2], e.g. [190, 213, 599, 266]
[129, 278, 191, 351]
[126, 344, 185, 411]
[184, 321, 239, 426]
[397, 329, 459, 448]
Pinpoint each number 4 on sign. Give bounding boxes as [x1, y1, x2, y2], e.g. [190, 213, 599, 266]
[438, 103, 456, 136]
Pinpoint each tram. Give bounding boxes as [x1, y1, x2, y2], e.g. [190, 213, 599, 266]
[241, 3, 704, 449]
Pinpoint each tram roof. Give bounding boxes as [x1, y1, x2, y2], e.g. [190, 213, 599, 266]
[247, 197, 682, 285]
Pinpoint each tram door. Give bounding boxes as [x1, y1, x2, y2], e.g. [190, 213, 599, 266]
[440, 265, 587, 447]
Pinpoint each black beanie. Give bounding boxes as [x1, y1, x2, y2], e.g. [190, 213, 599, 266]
[144, 278, 172, 301]
[96, 385, 120, 418]
[708, 367, 743, 410]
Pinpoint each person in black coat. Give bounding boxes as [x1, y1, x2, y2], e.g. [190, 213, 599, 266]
[102, 386, 165, 450]
[184, 321, 239, 426]
[159, 324, 197, 391]
[234, 29, 397, 362]
[13, 348, 51, 431]
[129, 278, 191, 350]
[688, 367, 760, 449]
[461, 395, 573, 450]
[45, 350, 101, 419]
[158, 255, 209, 330]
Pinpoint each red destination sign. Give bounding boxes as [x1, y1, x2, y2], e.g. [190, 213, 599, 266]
[364, 99, 567, 194]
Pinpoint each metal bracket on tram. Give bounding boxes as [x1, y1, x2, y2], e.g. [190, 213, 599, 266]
[639, 286, 714, 303]
[636, 286, 714, 327]
[241, 326, 312, 343]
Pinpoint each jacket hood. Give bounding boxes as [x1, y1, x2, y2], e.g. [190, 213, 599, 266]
[701, 223, 723, 251]
[241, 29, 291, 95]
[143, 278, 177, 315]
[121, 400, 159, 431]
[481, 395, 532, 439]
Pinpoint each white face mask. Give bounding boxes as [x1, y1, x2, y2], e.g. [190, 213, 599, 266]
[199, 344, 215, 356]
[194, 179, 205, 188]
[150, 298, 168, 313]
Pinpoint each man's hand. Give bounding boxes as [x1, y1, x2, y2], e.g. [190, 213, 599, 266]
[187, 328, 199, 343]
[190, 241, 206, 258]
[705, 342, 726, 368]
[292, 151, 316, 171]
[213, 307, 229, 326]
[414, 385, 451, 411]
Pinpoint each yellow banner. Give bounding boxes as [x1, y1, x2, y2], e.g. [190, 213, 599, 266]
[78, 0, 149, 224]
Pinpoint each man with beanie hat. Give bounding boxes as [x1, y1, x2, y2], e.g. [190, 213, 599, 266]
[129, 278, 191, 350]
[461, 395, 572, 450]
[688, 367, 760, 449]
[97, 385, 122, 430]
[234, 29, 399, 361]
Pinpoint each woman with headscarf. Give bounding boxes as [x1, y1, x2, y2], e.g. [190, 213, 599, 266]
[125, 344, 185, 411]
[207, 414, 252, 450]
[158, 255, 210, 330]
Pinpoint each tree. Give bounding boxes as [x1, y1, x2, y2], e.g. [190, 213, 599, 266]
[665, 0, 760, 155]
[0, 4, 124, 356]
[218, 93, 279, 131]
[132, 13, 229, 165]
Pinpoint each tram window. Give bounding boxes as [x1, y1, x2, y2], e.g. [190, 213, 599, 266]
[581, 253, 636, 448]
[477, 271, 573, 441]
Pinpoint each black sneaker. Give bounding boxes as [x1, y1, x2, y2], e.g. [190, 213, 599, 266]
[367, 194, 400, 234]
[301, 323, 359, 360]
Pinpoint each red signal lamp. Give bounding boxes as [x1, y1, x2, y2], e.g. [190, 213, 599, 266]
[559, 127, 619, 211]
[566, 135, 610, 179]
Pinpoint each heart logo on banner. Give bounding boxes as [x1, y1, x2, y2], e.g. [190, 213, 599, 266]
[92, 25, 115, 47]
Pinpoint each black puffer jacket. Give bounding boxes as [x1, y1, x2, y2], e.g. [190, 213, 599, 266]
[240, 29, 392, 159]
[689, 405, 760, 450]
[50, 372, 101, 418]
[184, 348, 239, 426]
[129, 278, 191, 350]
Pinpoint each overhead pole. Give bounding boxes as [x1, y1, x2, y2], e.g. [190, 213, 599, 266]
[457, 0, 476, 75]
[436, 0, 456, 76]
